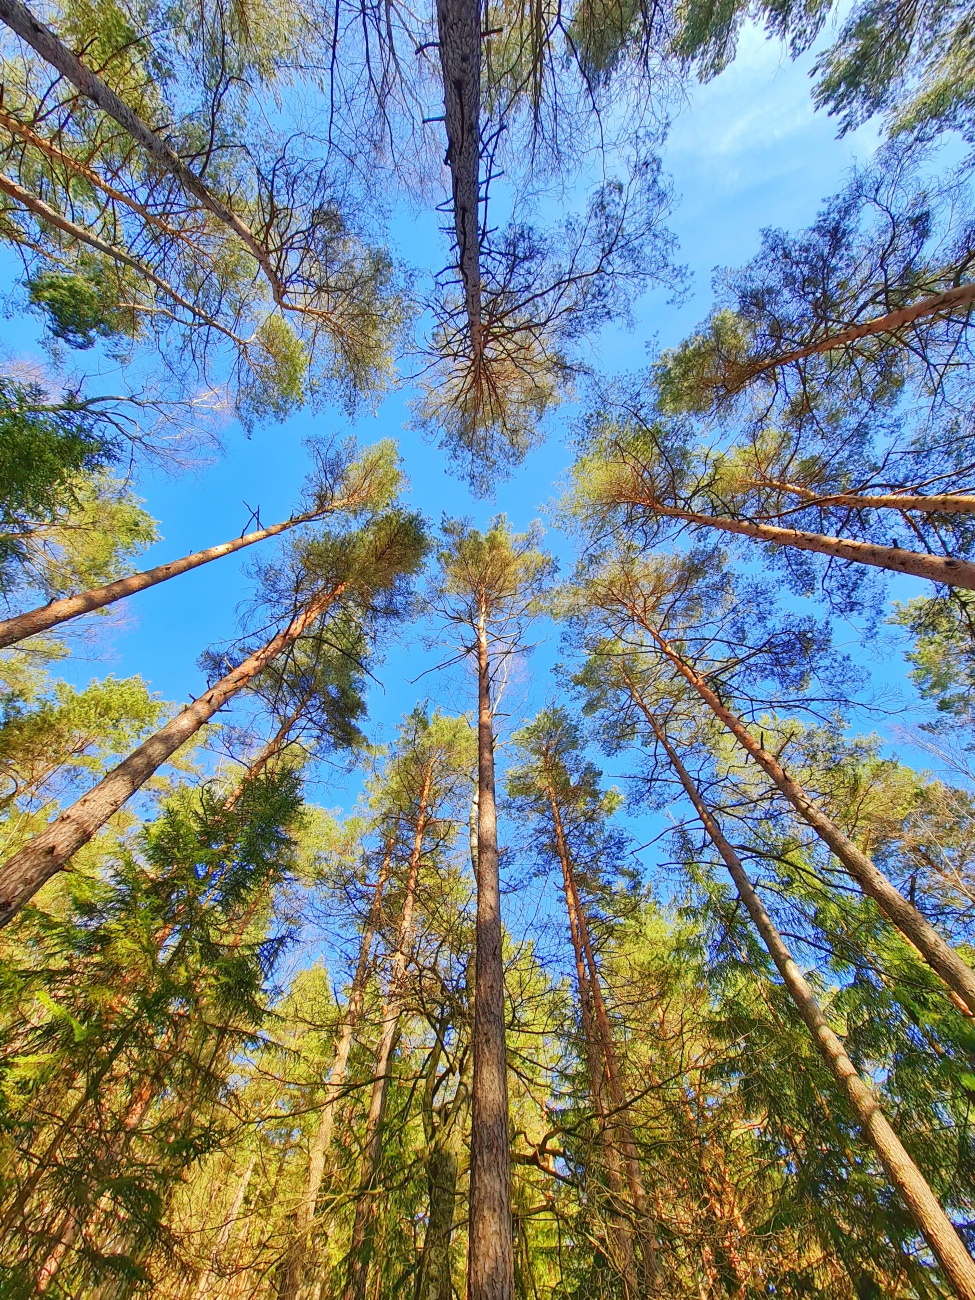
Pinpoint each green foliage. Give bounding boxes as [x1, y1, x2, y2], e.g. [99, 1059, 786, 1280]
[27, 268, 137, 350]
[0, 378, 121, 589]
[893, 591, 975, 734]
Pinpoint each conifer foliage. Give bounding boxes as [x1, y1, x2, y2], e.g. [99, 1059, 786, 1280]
[3, 0, 975, 1297]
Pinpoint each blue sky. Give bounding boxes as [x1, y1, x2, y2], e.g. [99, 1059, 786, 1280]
[5, 17, 946, 948]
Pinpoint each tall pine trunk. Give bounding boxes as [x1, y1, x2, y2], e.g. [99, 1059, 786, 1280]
[467, 600, 514, 1300]
[744, 280, 975, 380]
[542, 775, 642, 1296]
[0, 508, 324, 651]
[647, 710, 975, 1300]
[640, 500, 975, 590]
[633, 628, 975, 1018]
[0, 582, 345, 926]
[302, 839, 395, 1233]
[435, 0, 483, 361]
[343, 770, 433, 1300]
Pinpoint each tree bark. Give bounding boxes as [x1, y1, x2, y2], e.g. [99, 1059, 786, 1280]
[192, 1155, 257, 1300]
[299, 839, 395, 1241]
[0, 508, 325, 651]
[0, 0, 286, 304]
[435, 0, 483, 361]
[415, 1145, 460, 1300]
[634, 498, 975, 591]
[628, 626, 975, 1018]
[750, 481, 975, 516]
[0, 582, 345, 926]
[743, 281, 975, 381]
[343, 768, 434, 1300]
[466, 599, 514, 1300]
[646, 709, 975, 1300]
[542, 774, 643, 1296]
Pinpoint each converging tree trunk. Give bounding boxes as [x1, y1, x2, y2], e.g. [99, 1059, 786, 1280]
[628, 626, 975, 1018]
[646, 710, 975, 1300]
[0, 508, 326, 651]
[435, 0, 484, 362]
[744, 281, 975, 382]
[542, 772, 649, 1296]
[301, 838, 395, 1237]
[0, 582, 346, 926]
[467, 597, 514, 1300]
[343, 765, 434, 1300]
[637, 499, 975, 591]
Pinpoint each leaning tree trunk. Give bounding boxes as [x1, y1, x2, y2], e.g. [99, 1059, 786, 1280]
[635, 498, 975, 591]
[467, 599, 514, 1300]
[647, 710, 975, 1300]
[633, 626, 975, 1019]
[754, 481, 975, 516]
[343, 769, 434, 1300]
[0, 508, 325, 650]
[743, 280, 975, 382]
[301, 837, 396, 1236]
[0, 582, 346, 926]
[222, 688, 317, 814]
[542, 775, 640, 1296]
[435, 0, 484, 362]
[0, 0, 285, 300]
[192, 1155, 257, 1300]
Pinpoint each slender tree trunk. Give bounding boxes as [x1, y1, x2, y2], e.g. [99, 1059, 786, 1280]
[0, 508, 326, 651]
[542, 777, 639, 1296]
[0, 0, 285, 302]
[301, 838, 396, 1236]
[415, 1022, 468, 1300]
[744, 280, 975, 380]
[626, 632, 975, 1018]
[193, 1156, 257, 1300]
[467, 600, 514, 1300]
[0, 582, 345, 926]
[222, 689, 317, 814]
[343, 770, 434, 1300]
[646, 710, 975, 1300]
[435, 0, 483, 361]
[752, 481, 975, 516]
[415, 1145, 460, 1300]
[636, 498, 975, 591]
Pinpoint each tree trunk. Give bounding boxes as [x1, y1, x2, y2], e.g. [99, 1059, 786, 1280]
[222, 688, 319, 814]
[301, 838, 395, 1235]
[744, 280, 975, 381]
[646, 709, 975, 1300]
[0, 582, 345, 926]
[0, 508, 325, 651]
[415, 1146, 460, 1300]
[630, 629, 975, 1019]
[752, 481, 975, 516]
[542, 775, 640, 1296]
[0, 0, 285, 302]
[193, 1156, 257, 1300]
[343, 769, 434, 1300]
[638, 499, 975, 591]
[466, 600, 514, 1300]
[435, 0, 483, 360]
